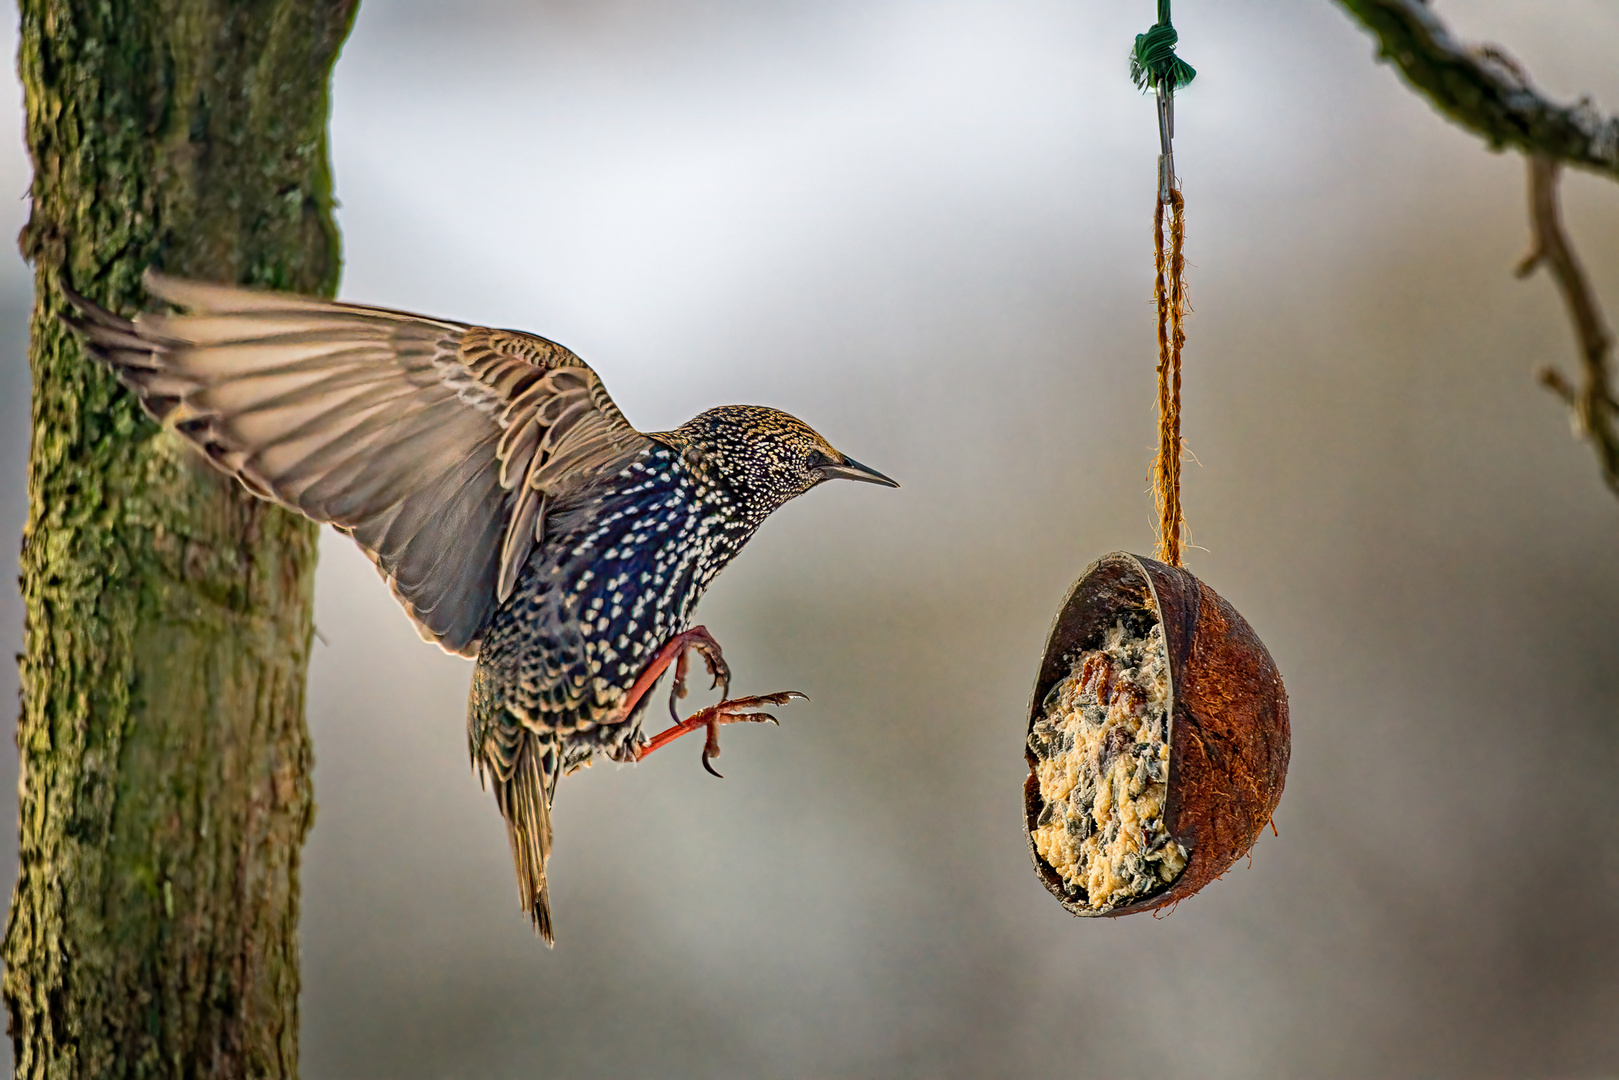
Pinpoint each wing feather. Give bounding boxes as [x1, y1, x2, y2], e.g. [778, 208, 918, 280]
[63, 270, 654, 656]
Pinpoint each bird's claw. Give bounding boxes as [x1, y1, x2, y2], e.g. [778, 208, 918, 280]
[744, 690, 808, 707]
[701, 730, 724, 778]
[700, 641, 731, 698]
[637, 690, 807, 777]
[693, 692, 806, 778]
[666, 626, 733, 722]
[668, 647, 691, 720]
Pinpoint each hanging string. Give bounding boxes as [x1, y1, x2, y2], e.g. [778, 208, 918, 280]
[1153, 189, 1188, 567]
[1134, 0, 1194, 567]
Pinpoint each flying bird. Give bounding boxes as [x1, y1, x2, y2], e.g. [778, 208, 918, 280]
[64, 271, 898, 945]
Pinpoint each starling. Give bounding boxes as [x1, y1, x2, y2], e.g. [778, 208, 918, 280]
[64, 271, 898, 945]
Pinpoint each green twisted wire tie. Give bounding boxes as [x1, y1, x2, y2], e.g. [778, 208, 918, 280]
[1130, 0, 1196, 93]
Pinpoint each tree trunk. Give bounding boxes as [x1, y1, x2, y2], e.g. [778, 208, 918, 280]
[6, 2, 358, 1076]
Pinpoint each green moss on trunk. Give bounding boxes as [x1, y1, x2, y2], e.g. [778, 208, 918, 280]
[6, 1, 358, 1076]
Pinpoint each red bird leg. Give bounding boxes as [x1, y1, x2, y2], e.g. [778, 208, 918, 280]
[615, 626, 804, 777]
[666, 625, 731, 720]
[611, 625, 727, 728]
[634, 692, 808, 778]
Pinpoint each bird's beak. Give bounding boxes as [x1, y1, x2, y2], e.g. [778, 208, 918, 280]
[821, 454, 899, 488]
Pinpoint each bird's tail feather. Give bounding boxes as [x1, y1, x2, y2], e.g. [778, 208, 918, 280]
[499, 740, 556, 946]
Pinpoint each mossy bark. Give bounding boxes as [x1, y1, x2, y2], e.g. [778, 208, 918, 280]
[6, 2, 358, 1077]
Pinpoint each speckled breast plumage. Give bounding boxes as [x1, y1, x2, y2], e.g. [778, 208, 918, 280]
[472, 443, 763, 771]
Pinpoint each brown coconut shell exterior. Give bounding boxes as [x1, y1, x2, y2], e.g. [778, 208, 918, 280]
[1023, 552, 1290, 916]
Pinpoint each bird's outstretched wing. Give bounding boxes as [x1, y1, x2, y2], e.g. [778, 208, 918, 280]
[64, 270, 654, 656]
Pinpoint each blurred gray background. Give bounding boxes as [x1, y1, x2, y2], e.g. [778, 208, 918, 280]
[4, 1, 1619, 1077]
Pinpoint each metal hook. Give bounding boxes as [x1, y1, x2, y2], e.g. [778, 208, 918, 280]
[1156, 82, 1176, 203]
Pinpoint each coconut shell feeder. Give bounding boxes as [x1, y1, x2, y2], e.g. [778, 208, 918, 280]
[1021, 1, 1290, 918]
[1023, 553, 1287, 916]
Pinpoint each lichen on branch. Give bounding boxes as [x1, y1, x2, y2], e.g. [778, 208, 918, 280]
[1337, 0, 1619, 180]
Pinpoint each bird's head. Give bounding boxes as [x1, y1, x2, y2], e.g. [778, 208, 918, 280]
[666, 405, 898, 516]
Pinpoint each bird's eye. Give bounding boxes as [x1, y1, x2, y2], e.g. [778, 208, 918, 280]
[805, 450, 827, 469]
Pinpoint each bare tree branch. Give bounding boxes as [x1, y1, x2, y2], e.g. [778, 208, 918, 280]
[1337, 0, 1619, 180]
[1339, 0, 1619, 496]
[1517, 156, 1619, 495]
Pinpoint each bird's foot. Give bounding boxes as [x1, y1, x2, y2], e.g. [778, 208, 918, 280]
[667, 626, 732, 721]
[610, 625, 731, 731]
[634, 692, 807, 778]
